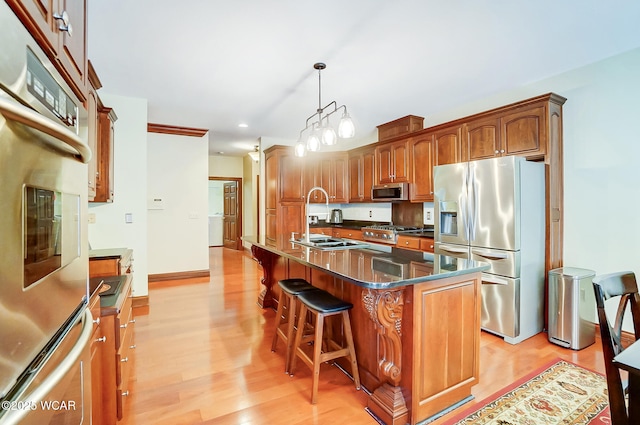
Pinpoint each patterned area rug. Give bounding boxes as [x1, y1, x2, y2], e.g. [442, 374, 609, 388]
[443, 359, 610, 425]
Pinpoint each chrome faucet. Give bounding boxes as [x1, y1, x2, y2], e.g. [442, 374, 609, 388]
[305, 186, 330, 243]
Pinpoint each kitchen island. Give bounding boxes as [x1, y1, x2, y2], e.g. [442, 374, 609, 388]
[244, 235, 489, 425]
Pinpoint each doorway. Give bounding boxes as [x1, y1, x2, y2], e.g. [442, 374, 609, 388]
[208, 177, 242, 250]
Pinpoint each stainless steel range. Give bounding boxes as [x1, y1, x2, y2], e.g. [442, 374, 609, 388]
[361, 225, 421, 244]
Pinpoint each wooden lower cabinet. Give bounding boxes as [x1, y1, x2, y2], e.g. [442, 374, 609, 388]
[89, 248, 135, 424]
[100, 275, 135, 424]
[90, 287, 105, 425]
[396, 235, 434, 253]
[333, 228, 363, 240]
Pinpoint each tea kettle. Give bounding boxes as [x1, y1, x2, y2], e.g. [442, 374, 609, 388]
[328, 209, 343, 224]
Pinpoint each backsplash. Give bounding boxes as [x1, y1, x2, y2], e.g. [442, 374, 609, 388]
[308, 202, 434, 225]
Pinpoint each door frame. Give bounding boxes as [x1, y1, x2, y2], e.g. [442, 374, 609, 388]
[209, 177, 242, 250]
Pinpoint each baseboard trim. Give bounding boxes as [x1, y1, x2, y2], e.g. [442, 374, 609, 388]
[132, 295, 149, 307]
[148, 269, 211, 283]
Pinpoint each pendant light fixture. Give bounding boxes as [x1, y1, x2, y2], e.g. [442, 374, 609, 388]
[294, 63, 355, 157]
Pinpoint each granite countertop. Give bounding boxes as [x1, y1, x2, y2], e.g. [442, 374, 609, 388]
[243, 234, 488, 289]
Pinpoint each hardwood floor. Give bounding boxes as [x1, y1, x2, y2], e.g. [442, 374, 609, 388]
[120, 247, 606, 425]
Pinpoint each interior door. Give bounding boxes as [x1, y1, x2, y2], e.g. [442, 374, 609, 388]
[223, 182, 239, 249]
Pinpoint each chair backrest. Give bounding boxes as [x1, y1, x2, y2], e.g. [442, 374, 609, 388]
[592, 271, 640, 425]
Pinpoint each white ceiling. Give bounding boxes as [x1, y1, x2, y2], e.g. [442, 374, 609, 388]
[87, 0, 640, 157]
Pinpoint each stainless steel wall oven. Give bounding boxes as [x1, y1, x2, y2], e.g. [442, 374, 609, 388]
[1, 3, 92, 424]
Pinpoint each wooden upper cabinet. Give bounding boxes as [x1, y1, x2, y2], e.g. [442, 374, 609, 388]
[279, 152, 305, 202]
[408, 133, 434, 202]
[86, 80, 98, 201]
[434, 124, 463, 165]
[500, 104, 546, 158]
[376, 139, 409, 184]
[7, 0, 88, 102]
[307, 153, 348, 203]
[57, 0, 87, 101]
[465, 116, 500, 161]
[349, 146, 375, 202]
[94, 107, 117, 202]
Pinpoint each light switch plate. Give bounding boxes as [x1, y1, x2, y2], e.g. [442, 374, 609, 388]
[125, 213, 133, 223]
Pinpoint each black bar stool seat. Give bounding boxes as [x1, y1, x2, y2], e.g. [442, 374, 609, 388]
[271, 279, 319, 374]
[290, 289, 361, 404]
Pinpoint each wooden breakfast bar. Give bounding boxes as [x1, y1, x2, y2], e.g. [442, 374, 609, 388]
[244, 235, 489, 425]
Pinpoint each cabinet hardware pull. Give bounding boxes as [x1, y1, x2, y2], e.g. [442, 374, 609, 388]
[130, 344, 137, 349]
[121, 391, 129, 397]
[53, 11, 73, 36]
[95, 336, 106, 343]
[93, 317, 100, 325]
[495, 150, 499, 154]
[120, 323, 128, 329]
[121, 357, 129, 363]
[129, 319, 136, 324]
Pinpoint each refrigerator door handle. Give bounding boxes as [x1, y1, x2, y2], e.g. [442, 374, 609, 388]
[470, 164, 479, 241]
[461, 165, 470, 241]
[439, 246, 469, 254]
[482, 274, 509, 285]
[472, 249, 509, 260]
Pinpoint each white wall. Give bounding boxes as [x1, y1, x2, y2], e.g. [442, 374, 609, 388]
[147, 132, 210, 274]
[208, 155, 243, 177]
[88, 94, 149, 297]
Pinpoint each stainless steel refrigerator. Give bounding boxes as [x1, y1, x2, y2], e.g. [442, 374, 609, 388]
[434, 156, 545, 344]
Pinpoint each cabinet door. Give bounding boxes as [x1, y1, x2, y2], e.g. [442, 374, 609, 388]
[348, 155, 363, 202]
[56, 0, 87, 101]
[391, 140, 410, 183]
[94, 107, 115, 202]
[279, 204, 305, 240]
[362, 149, 375, 202]
[500, 105, 546, 158]
[466, 117, 500, 160]
[434, 125, 463, 165]
[279, 153, 305, 202]
[332, 155, 348, 203]
[87, 86, 98, 200]
[376, 143, 394, 184]
[409, 133, 434, 202]
[316, 157, 332, 203]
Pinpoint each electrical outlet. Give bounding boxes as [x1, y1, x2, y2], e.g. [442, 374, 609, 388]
[88, 213, 96, 224]
[426, 211, 431, 220]
[369, 210, 372, 218]
[125, 213, 133, 223]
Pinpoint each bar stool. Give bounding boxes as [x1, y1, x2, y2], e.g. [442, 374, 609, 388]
[271, 278, 319, 374]
[290, 289, 361, 404]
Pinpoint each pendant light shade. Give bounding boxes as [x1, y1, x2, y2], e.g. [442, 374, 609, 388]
[338, 111, 355, 139]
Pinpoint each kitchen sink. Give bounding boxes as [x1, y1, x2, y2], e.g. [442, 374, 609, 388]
[291, 237, 369, 250]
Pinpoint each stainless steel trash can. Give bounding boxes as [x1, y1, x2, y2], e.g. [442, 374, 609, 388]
[548, 267, 596, 350]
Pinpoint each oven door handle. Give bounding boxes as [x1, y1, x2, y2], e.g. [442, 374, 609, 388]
[0, 95, 91, 163]
[0, 309, 92, 425]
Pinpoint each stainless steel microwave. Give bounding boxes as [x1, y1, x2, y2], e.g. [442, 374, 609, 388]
[371, 182, 408, 201]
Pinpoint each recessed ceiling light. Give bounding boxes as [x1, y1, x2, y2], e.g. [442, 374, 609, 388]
[238, 123, 248, 128]
[217, 151, 224, 155]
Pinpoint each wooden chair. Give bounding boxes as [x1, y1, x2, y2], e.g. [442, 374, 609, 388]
[592, 271, 640, 425]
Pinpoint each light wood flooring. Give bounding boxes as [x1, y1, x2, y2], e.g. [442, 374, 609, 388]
[120, 247, 606, 425]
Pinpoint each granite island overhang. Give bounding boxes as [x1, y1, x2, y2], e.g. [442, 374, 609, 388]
[244, 235, 490, 425]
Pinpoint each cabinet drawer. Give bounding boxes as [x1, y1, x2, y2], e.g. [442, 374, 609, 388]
[397, 235, 420, 250]
[115, 289, 133, 349]
[116, 321, 135, 386]
[333, 228, 363, 240]
[420, 238, 435, 253]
